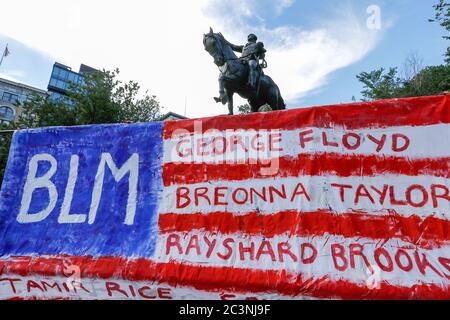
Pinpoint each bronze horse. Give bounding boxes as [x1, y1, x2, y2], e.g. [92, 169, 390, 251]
[203, 29, 286, 115]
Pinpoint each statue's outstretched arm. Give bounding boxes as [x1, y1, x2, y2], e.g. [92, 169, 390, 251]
[229, 43, 244, 53]
[220, 33, 243, 52]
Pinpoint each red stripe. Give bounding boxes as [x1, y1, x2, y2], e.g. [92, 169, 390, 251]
[7, 296, 73, 300]
[158, 211, 450, 248]
[163, 95, 450, 139]
[0, 257, 448, 299]
[162, 153, 450, 186]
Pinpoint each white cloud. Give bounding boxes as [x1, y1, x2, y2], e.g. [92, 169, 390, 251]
[0, 0, 384, 117]
[204, 0, 385, 102]
[0, 70, 26, 83]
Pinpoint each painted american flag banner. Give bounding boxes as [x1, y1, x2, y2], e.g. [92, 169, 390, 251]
[0, 95, 449, 300]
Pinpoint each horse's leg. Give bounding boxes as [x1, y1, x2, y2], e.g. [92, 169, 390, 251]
[227, 91, 234, 115]
[249, 99, 260, 113]
[214, 75, 228, 104]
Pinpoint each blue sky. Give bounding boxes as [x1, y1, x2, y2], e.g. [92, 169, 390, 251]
[293, 0, 448, 107]
[0, 0, 447, 117]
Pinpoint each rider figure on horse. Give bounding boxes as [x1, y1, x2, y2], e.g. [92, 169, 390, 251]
[214, 33, 267, 104]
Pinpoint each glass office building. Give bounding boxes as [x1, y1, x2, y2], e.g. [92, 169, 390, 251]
[47, 62, 96, 103]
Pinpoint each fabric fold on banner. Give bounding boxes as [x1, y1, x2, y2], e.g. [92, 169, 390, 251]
[0, 95, 449, 300]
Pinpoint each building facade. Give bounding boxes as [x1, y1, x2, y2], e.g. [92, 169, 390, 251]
[0, 77, 47, 125]
[159, 111, 189, 121]
[47, 62, 97, 102]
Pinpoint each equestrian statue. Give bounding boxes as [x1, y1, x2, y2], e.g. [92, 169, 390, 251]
[203, 28, 286, 115]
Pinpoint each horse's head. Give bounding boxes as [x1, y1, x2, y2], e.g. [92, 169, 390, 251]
[203, 27, 225, 66]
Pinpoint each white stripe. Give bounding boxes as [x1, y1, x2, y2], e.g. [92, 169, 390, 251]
[0, 275, 318, 300]
[163, 124, 450, 164]
[159, 175, 450, 219]
[153, 232, 450, 288]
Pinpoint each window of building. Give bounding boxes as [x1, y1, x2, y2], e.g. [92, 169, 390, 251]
[49, 68, 80, 92]
[68, 72, 76, 83]
[60, 69, 69, 81]
[49, 92, 72, 104]
[2, 92, 19, 103]
[49, 78, 58, 88]
[49, 92, 61, 102]
[0, 106, 15, 120]
[52, 66, 61, 79]
[59, 79, 68, 90]
[52, 66, 71, 81]
[50, 79, 66, 91]
[48, 63, 92, 98]
[19, 93, 28, 103]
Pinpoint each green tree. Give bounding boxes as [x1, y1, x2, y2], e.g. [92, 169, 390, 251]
[356, 68, 403, 101]
[356, 64, 450, 101]
[237, 103, 251, 114]
[402, 64, 450, 96]
[67, 68, 162, 124]
[67, 69, 122, 125]
[0, 68, 163, 186]
[430, 0, 450, 63]
[0, 128, 12, 185]
[116, 82, 162, 123]
[237, 103, 273, 114]
[15, 94, 78, 128]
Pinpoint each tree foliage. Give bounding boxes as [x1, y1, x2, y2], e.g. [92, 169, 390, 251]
[357, 68, 403, 101]
[430, 0, 450, 63]
[357, 64, 450, 101]
[67, 68, 163, 124]
[0, 130, 12, 185]
[237, 103, 273, 114]
[237, 104, 251, 114]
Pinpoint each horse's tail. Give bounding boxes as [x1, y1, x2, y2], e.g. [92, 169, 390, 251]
[271, 81, 286, 110]
[277, 93, 286, 110]
[259, 74, 286, 111]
